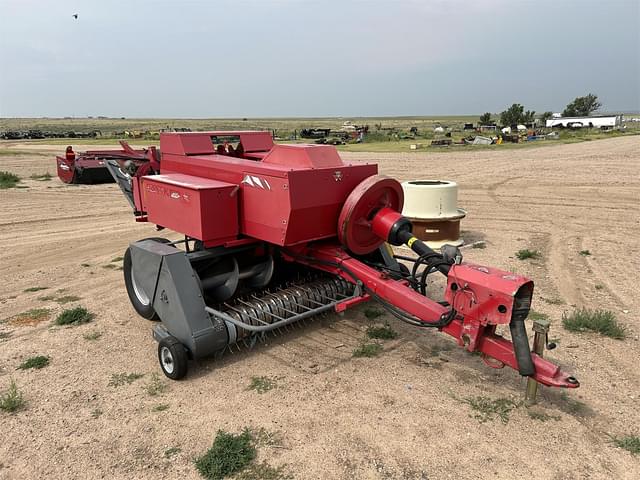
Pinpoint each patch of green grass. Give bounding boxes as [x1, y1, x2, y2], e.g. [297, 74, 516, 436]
[541, 296, 565, 305]
[23, 286, 48, 293]
[55, 295, 81, 304]
[352, 342, 383, 358]
[0, 171, 20, 189]
[10, 308, 51, 325]
[102, 264, 117, 270]
[366, 324, 398, 340]
[30, 172, 52, 181]
[194, 429, 256, 480]
[55, 306, 94, 326]
[0, 378, 25, 413]
[164, 446, 181, 458]
[516, 249, 541, 260]
[0, 149, 51, 156]
[37, 294, 56, 301]
[527, 409, 561, 422]
[613, 435, 640, 455]
[91, 408, 103, 419]
[236, 462, 292, 480]
[579, 250, 591, 256]
[594, 283, 604, 290]
[109, 372, 144, 387]
[0, 331, 11, 341]
[363, 306, 384, 319]
[18, 355, 50, 370]
[144, 373, 168, 396]
[463, 396, 519, 424]
[152, 403, 170, 412]
[110, 256, 124, 263]
[247, 376, 276, 394]
[528, 310, 549, 321]
[83, 331, 102, 341]
[562, 308, 625, 339]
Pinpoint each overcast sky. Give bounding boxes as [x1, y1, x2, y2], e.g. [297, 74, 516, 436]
[0, 0, 638, 117]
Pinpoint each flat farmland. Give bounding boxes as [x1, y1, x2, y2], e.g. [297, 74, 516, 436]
[0, 136, 638, 479]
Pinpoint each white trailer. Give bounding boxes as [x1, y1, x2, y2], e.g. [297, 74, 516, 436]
[546, 115, 622, 128]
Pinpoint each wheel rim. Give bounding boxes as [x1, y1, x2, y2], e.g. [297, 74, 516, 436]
[160, 346, 175, 374]
[131, 269, 150, 306]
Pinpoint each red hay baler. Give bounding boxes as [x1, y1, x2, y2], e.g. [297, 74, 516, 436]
[93, 131, 578, 390]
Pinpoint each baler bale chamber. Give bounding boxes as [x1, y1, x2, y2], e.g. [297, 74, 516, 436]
[98, 131, 579, 392]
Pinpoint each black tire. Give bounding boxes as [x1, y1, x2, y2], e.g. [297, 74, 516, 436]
[123, 237, 171, 320]
[158, 336, 188, 380]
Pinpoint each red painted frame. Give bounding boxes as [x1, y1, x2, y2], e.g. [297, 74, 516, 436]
[289, 242, 578, 389]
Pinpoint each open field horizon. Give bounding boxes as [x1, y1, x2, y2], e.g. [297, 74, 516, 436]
[2, 115, 639, 154]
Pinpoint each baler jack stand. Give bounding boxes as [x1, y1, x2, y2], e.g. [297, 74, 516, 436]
[525, 318, 553, 405]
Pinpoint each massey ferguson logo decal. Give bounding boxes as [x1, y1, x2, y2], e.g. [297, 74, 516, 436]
[145, 183, 190, 202]
[241, 175, 271, 190]
[333, 170, 343, 181]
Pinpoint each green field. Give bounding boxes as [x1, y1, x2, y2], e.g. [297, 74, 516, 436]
[1, 116, 638, 153]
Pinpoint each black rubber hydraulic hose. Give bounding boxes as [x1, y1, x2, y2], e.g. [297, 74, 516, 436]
[396, 230, 451, 275]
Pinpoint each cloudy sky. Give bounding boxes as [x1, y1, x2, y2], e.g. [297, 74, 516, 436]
[0, 0, 638, 117]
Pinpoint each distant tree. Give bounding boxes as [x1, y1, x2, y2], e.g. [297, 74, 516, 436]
[540, 111, 554, 123]
[523, 110, 536, 124]
[562, 94, 602, 117]
[479, 112, 493, 125]
[500, 104, 525, 126]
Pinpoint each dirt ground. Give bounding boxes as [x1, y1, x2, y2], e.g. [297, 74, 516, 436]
[1, 136, 638, 479]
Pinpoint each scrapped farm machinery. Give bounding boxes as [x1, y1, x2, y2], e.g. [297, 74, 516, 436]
[71, 131, 578, 393]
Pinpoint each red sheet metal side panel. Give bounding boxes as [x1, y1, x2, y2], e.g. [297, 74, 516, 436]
[238, 163, 378, 246]
[160, 132, 272, 156]
[141, 174, 238, 245]
[261, 144, 344, 168]
[239, 173, 291, 244]
[237, 132, 274, 152]
[284, 163, 378, 245]
[132, 177, 145, 214]
[160, 133, 215, 156]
